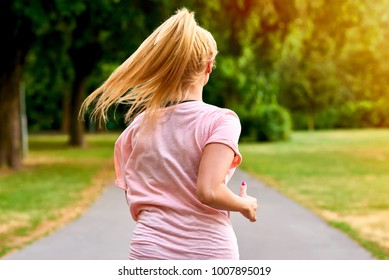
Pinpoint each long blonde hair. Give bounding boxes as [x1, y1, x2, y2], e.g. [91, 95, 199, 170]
[80, 8, 218, 127]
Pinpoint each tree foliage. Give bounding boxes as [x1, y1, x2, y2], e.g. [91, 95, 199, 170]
[24, 0, 389, 134]
[24, 0, 170, 143]
[276, 0, 389, 129]
[191, 0, 389, 131]
[2, 0, 389, 168]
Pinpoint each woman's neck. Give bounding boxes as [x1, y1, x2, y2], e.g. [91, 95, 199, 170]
[185, 79, 205, 101]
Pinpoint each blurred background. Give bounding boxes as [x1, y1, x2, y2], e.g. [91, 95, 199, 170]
[1, 0, 388, 259]
[2, 0, 389, 168]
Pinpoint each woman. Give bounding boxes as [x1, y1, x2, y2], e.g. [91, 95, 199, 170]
[81, 8, 257, 260]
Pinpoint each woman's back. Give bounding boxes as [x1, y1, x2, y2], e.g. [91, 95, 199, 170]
[114, 101, 242, 259]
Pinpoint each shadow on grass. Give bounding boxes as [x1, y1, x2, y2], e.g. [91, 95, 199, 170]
[28, 134, 69, 151]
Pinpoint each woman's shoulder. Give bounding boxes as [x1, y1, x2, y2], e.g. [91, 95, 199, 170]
[188, 103, 241, 134]
[197, 102, 238, 116]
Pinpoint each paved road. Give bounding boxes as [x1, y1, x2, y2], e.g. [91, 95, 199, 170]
[4, 169, 374, 260]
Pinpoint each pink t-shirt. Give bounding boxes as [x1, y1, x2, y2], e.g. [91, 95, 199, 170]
[114, 101, 242, 260]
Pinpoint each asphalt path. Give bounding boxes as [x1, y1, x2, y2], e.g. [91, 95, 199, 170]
[4, 169, 374, 260]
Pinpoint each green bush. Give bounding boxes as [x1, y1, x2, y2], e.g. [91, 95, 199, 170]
[332, 100, 389, 129]
[253, 104, 292, 141]
[233, 105, 257, 141]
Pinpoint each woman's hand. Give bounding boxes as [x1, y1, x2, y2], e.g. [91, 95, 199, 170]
[239, 195, 257, 222]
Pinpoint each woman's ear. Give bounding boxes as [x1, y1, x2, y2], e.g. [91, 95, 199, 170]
[206, 61, 213, 74]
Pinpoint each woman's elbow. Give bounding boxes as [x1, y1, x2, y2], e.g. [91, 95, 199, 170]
[196, 187, 215, 206]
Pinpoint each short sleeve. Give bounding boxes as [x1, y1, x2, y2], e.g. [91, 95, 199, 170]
[204, 110, 242, 168]
[114, 136, 129, 191]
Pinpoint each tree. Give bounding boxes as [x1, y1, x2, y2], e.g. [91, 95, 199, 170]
[0, 0, 148, 167]
[52, 0, 166, 146]
[24, 29, 72, 132]
[278, 56, 341, 130]
[276, 0, 365, 130]
[335, 0, 389, 128]
[0, 0, 37, 169]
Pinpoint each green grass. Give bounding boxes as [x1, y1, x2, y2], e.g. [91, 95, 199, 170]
[239, 129, 389, 259]
[0, 133, 118, 257]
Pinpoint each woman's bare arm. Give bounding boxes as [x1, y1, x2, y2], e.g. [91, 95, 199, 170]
[196, 143, 257, 222]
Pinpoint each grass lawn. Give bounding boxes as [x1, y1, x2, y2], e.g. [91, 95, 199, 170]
[0, 133, 118, 258]
[239, 129, 389, 259]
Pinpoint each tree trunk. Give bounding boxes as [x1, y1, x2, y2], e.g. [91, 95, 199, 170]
[61, 89, 70, 134]
[67, 40, 102, 147]
[0, 0, 33, 169]
[307, 111, 315, 131]
[0, 61, 22, 169]
[68, 76, 86, 147]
